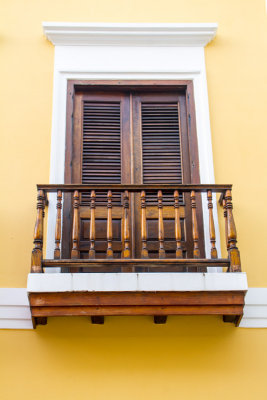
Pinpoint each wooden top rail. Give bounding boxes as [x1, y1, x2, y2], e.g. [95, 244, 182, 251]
[37, 184, 232, 194]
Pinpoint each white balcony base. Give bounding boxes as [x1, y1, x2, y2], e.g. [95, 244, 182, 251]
[27, 272, 248, 293]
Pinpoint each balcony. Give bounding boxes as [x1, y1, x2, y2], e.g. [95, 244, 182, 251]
[27, 184, 247, 327]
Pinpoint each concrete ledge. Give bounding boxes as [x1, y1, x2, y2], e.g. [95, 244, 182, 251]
[239, 288, 267, 328]
[27, 272, 248, 293]
[0, 289, 33, 330]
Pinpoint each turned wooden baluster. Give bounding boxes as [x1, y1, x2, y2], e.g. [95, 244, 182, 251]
[225, 189, 241, 272]
[122, 190, 130, 258]
[71, 190, 80, 259]
[31, 190, 45, 273]
[54, 190, 62, 259]
[89, 190, 96, 259]
[174, 190, 183, 258]
[191, 190, 200, 258]
[223, 198, 229, 251]
[207, 190, 218, 259]
[141, 190, 148, 259]
[106, 190, 113, 259]
[158, 190, 165, 259]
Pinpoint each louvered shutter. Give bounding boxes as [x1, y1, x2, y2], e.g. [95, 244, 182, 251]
[142, 103, 182, 184]
[141, 102, 182, 204]
[81, 101, 121, 204]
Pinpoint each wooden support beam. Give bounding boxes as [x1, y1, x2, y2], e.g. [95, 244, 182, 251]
[154, 316, 168, 324]
[91, 316, 105, 324]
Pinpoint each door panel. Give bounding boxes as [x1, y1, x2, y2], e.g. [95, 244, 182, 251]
[71, 92, 131, 259]
[65, 85, 204, 263]
[132, 92, 195, 259]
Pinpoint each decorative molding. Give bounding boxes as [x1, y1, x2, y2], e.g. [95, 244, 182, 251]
[239, 288, 267, 328]
[27, 272, 248, 293]
[0, 289, 33, 329]
[42, 22, 218, 47]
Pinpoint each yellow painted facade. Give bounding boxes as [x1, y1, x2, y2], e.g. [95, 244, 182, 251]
[0, 0, 267, 399]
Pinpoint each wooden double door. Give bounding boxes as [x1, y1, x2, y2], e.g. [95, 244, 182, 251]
[64, 83, 204, 260]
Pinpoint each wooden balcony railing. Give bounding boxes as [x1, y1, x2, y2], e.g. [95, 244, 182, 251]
[30, 184, 241, 274]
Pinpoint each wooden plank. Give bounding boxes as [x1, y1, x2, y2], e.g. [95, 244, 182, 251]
[37, 184, 232, 193]
[42, 258, 230, 269]
[31, 304, 244, 317]
[154, 316, 167, 324]
[29, 291, 245, 307]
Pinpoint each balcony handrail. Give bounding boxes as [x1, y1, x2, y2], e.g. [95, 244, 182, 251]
[37, 183, 232, 193]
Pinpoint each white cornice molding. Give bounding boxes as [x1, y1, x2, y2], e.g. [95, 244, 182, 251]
[0, 288, 33, 329]
[239, 288, 267, 328]
[42, 22, 218, 47]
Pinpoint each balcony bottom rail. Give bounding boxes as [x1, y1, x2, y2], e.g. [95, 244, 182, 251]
[42, 258, 230, 272]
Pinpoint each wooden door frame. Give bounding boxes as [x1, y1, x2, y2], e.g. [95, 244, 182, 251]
[63, 80, 205, 259]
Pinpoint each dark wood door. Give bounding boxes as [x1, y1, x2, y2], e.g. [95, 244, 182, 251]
[132, 92, 194, 259]
[65, 84, 204, 261]
[71, 91, 131, 259]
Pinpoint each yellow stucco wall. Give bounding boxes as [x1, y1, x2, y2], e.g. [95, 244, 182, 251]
[1, 0, 267, 287]
[1, 317, 267, 399]
[1, 1, 267, 399]
[0, 0, 267, 287]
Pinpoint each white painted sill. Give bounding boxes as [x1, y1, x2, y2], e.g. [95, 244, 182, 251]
[27, 272, 248, 293]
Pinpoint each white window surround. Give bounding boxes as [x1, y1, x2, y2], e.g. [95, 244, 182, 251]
[43, 22, 221, 263]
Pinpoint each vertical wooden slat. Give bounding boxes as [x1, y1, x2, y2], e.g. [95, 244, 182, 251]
[174, 190, 183, 258]
[71, 190, 80, 259]
[223, 198, 229, 251]
[31, 190, 45, 273]
[191, 190, 200, 258]
[54, 190, 62, 259]
[207, 190, 218, 259]
[122, 190, 130, 258]
[106, 190, 113, 259]
[225, 190, 241, 272]
[158, 190, 165, 259]
[140, 190, 148, 259]
[89, 190, 96, 259]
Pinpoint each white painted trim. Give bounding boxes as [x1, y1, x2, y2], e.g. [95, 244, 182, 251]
[27, 272, 248, 293]
[0, 289, 33, 330]
[43, 22, 217, 47]
[43, 22, 220, 268]
[239, 288, 267, 328]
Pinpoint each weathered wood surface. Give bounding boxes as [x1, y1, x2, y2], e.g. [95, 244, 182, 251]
[42, 258, 230, 269]
[31, 190, 45, 273]
[158, 190, 165, 259]
[191, 191, 200, 259]
[122, 190, 130, 258]
[37, 184, 232, 193]
[207, 190, 218, 259]
[54, 190, 62, 259]
[89, 190, 96, 259]
[106, 190, 113, 259]
[71, 190, 80, 259]
[140, 190, 148, 259]
[174, 190, 183, 258]
[30, 291, 245, 307]
[225, 190, 241, 272]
